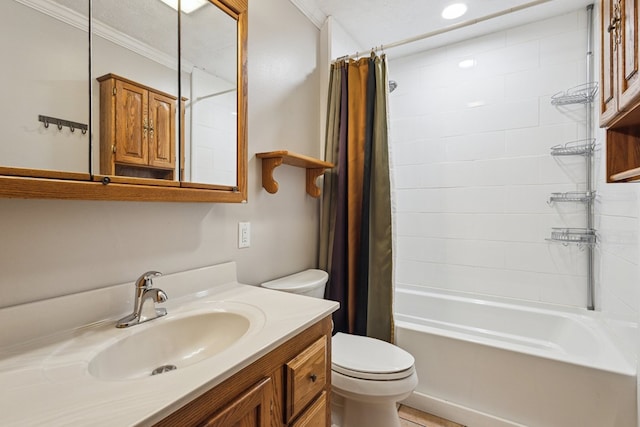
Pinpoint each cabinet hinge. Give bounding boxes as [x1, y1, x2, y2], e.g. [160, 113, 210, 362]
[113, 87, 116, 96]
[112, 144, 117, 154]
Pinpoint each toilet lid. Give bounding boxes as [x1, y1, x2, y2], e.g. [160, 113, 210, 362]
[332, 333, 415, 380]
[260, 269, 328, 293]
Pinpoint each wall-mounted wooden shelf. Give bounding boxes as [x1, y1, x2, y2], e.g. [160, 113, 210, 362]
[605, 124, 640, 182]
[256, 151, 334, 198]
[610, 166, 640, 182]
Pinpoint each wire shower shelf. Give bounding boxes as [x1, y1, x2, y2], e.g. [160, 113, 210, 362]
[547, 228, 596, 247]
[550, 82, 598, 105]
[550, 139, 595, 156]
[547, 191, 595, 204]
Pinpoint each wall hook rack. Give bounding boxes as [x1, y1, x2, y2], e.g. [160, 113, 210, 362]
[38, 115, 88, 134]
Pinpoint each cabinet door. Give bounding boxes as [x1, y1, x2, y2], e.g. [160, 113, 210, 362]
[200, 377, 273, 427]
[291, 392, 327, 427]
[148, 91, 176, 170]
[601, 0, 619, 125]
[618, 0, 640, 110]
[114, 79, 149, 166]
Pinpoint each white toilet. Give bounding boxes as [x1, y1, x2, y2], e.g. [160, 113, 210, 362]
[261, 269, 418, 427]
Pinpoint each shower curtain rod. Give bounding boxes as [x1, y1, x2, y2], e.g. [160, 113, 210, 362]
[335, 0, 555, 61]
[195, 87, 236, 101]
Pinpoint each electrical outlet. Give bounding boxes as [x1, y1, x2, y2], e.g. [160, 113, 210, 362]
[238, 222, 250, 248]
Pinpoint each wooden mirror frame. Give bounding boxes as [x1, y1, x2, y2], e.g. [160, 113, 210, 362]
[0, 0, 248, 203]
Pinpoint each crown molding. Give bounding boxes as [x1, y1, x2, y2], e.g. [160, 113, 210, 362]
[289, 0, 326, 29]
[13, 0, 193, 72]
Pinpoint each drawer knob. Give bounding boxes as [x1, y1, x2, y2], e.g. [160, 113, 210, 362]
[310, 373, 317, 382]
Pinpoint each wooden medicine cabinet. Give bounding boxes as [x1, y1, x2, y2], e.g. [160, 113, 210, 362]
[600, 0, 640, 182]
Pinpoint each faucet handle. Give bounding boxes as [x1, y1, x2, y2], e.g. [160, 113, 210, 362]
[135, 271, 162, 289]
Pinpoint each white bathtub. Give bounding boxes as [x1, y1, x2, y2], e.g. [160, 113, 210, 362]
[394, 286, 637, 427]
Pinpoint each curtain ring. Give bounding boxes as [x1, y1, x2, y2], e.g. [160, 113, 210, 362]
[69, 124, 75, 132]
[43, 118, 49, 128]
[81, 128, 87, 135]
[57, 121, 63, 131]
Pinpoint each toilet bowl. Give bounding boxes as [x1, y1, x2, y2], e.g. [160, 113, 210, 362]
[261, 269, 417, 427]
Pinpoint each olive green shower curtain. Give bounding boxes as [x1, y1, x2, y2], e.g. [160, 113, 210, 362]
[319, 54, 393, 342]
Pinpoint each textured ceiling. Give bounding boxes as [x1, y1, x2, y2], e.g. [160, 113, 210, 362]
[47, 0, 596, 73]
[290, 0, 596, 57]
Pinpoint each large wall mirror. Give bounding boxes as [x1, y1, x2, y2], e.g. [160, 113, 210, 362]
[0, 0, 247, 202]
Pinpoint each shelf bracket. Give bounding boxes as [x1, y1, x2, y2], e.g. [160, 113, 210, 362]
[256, 151, 334, 198]
[306, 168, 326, 198]
[260, 156, 284, 194]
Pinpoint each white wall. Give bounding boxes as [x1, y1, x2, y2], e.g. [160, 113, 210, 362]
[0, 0, 321, 308]
[0, 0, 89, 172]
[595, 136, 640, 322]
[389, 8, 639, 321]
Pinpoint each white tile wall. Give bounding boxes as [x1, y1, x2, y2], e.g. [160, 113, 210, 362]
[390, 9, 639, 321]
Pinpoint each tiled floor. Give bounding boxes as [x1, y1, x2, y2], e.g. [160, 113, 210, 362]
[398, 405, 465, 427]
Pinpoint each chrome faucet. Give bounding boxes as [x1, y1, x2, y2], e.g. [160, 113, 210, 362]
[116, 271, 168, 328]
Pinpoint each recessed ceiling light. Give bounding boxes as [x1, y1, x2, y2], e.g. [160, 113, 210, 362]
[458, 58, 476, 68]
[158, 0, 208, 14]
[467, 100, 485, 108]
[442, 3, 468, 20]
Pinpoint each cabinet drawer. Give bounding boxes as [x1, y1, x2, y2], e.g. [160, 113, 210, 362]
[291, 391, 327, 427]
[285, 336, 327, 422]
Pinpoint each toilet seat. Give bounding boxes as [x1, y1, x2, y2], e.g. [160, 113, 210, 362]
[332, 332, 415, 381]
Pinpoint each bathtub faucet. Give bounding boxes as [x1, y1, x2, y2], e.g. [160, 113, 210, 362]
[116, 271, 168, 328]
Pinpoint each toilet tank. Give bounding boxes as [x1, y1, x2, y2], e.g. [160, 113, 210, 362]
[260, 269, 328, 299]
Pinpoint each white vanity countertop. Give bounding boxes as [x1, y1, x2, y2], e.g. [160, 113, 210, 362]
[0, 262, 338, 426]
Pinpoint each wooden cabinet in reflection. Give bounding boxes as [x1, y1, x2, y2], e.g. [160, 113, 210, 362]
[98, 74, 179, 180]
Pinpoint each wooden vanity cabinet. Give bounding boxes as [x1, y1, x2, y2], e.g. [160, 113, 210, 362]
[154, 316, 332, 427]
[98, 74, 177, 180]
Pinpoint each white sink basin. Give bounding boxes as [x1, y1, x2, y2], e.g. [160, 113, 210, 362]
[89, 311, 251, 380]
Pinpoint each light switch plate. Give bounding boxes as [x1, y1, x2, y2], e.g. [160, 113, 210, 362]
[238, 222, 250, 248]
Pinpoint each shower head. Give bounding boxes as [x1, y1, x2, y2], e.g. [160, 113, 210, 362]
[389, 80, 398, 93]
